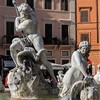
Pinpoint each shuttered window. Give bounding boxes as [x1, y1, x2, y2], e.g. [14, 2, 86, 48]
[80, 10, 88, 22]
[81, 33, 89, 41]
[45, 0, 52, 9]
[61, 0, 68, 11]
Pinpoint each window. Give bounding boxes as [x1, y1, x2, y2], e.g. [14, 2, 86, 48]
[81, 34, 89, 41]
[61, 25, 69, 44]
[6, 22, 14, 44]
[26, 0, 34, 9]
[62, 50, 69, 57]
[6, 0, 14, 7]
[46, 51, 53, 57]
[48, 59, 55, 63]
[61, 0, 68, 11]
[62, 59, 69, 64]
[80, 10, 88, 22]
[45, 24, 52, 44]
[45, 0, 52, 9]
[5, 50, 10, 56]
[79, 7, 92, 23]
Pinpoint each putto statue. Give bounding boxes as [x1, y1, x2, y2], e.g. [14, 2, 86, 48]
[8, 0, 58, 98]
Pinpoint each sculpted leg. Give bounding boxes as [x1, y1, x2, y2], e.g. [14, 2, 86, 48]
[10, 38, 24, 67]
[40, 52, 57, 83]
[28, 35, 57, 83]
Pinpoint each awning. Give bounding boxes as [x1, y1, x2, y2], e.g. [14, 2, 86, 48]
[4, 60, 15, 67]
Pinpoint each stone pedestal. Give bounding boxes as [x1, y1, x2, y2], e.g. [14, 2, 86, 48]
[8, 67, 53, 98]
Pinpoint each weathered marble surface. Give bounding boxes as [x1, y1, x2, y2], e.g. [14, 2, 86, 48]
[60, 41, 100, 100]
[8, 1, 58, 98]
[8, 48, 53, 98]
[60, 41, 92, 97]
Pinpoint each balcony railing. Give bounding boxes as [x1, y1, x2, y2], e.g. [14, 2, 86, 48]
[43, 37, 75, 45]
[1, 35, 74, 46]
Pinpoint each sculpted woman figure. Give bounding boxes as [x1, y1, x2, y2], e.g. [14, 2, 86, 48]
[60, 41, 92, 97]
[10, 3, 57, 83]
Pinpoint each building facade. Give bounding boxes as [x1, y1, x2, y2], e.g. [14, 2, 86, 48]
[76, 0, 100, 72]
[0, 0, 75, 66]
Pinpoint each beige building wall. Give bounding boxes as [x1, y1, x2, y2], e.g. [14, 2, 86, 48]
[0, 0, 75, 65]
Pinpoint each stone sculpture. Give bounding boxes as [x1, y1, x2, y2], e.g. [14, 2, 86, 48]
[69, 79, 99, 100]
[57, 70, 64, 88]
[57, 70, 64, 83]
[8, 47, 52, 98]
[60, 41, 92, 99]
[80, 86, 98, 100]
[10, 1, 57, 84]
[8, 0, 59, 98]
[93, 64, 100, 99]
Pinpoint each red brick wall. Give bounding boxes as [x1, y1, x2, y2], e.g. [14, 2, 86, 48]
[76, 0, 100, 71]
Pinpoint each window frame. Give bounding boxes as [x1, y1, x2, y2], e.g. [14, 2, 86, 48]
[43, 0, 53, 10]
[6, 0, 14, 7]
[79, 7, 92, 23]
[61, 58, 70, 64]
[43, 19, 54, 37]
[60, 0, 69, 11]
[4, 19, 15, 44]
[60, 24, 69, 42]
[46, 50, 53, 57]
[47, 58, 56, 63]
[79, 32, 91, 43]
[80, 10, 89, 23]
[25, 0, 35, 9]
[5, 49, 10, 56]
[81, 33, 89, 41]
[44, 23, 52, 44]
[6, 21, 14, 34]
[4, 18, 15, 35]
[61, 50, 70, 57]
